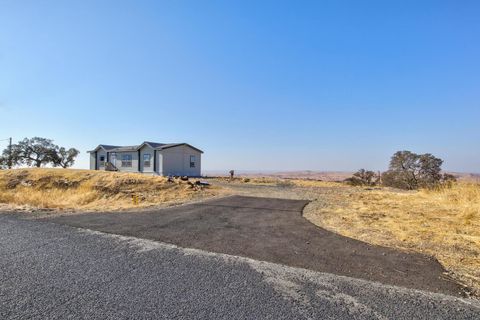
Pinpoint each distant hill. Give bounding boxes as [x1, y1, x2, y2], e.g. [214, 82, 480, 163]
[204, 170, 480, 182]
[450, 172, 480, 182]
[204, 170, 354, 181]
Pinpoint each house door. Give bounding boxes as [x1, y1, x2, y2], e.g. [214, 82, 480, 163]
[110, 153, 116, 167]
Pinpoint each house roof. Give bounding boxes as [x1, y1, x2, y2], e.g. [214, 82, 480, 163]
[143, 141, 166, 148]
[159, 143, 204, 153]
[88, 142, 203, 153]
[109, 145, 138, 152]
[99, 144, 121, 151]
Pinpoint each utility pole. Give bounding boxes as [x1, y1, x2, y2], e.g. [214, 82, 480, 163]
[8, 137, 12, 169]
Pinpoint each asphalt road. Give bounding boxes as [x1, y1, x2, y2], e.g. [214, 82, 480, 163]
[50, 196, 463, 296]
[1, 214, 479, 319]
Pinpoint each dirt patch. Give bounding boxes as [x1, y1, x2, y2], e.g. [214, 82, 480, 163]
[46, 195, 465, 297]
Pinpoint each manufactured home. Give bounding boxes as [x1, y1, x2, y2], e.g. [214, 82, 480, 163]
[88, 142, 202, 177]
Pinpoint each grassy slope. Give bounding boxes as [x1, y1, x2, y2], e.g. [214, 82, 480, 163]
[304, 182, 480, 296]
[0, 168, 217, 211]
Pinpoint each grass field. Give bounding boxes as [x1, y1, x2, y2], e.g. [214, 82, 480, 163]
[0, 168, 217, 211]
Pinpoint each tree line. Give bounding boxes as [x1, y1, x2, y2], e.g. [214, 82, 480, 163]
[0, 137, 80, 169]
[345, 150, 456, 190]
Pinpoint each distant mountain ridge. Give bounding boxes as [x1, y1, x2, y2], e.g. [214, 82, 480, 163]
[204, 170, 480, 182]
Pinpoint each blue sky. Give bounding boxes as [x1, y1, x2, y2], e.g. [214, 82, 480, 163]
[0, 1, 479, 172]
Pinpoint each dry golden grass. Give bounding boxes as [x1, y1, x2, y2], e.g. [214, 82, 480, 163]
[288, 179, 347, 188]
[210, 176, 281, 185]
[211, 176, 343, 188]
[304, 182, 480, 296]
[0, 168, 218, 211]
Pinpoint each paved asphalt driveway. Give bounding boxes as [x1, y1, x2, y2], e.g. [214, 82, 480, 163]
[49, 196, 463, 296]
[0, 214, 479, 319]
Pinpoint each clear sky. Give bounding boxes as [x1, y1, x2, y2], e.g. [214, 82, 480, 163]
[0, 1, 479, 172]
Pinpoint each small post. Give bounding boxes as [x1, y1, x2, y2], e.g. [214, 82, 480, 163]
[8, 137, 12, 169]
[132, 194, 139, 205]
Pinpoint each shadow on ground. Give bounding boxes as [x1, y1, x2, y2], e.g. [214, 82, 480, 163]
[46, 195, 463, 296]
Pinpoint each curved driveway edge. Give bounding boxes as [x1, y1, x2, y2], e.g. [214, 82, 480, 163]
[47, 195, 465, 296]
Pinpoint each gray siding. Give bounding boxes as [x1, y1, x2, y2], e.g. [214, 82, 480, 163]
[114, 152, 139, 173]
[156, 151, 163, 175]
[97, 151, 107, 170]
[139, 145, 154, 173]
[89, 152, 96, 170]
[161, 145, 202, 177]
[89, 144, 202, 176]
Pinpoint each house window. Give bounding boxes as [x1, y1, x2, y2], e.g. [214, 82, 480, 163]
[121, 154, 132, 167]
[99, 155, 105, 167]
[143, 154, 151, 167]
[190, 155, 196, 168]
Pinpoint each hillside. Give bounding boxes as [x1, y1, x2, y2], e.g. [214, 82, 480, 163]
[0, 169, 217, 212]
